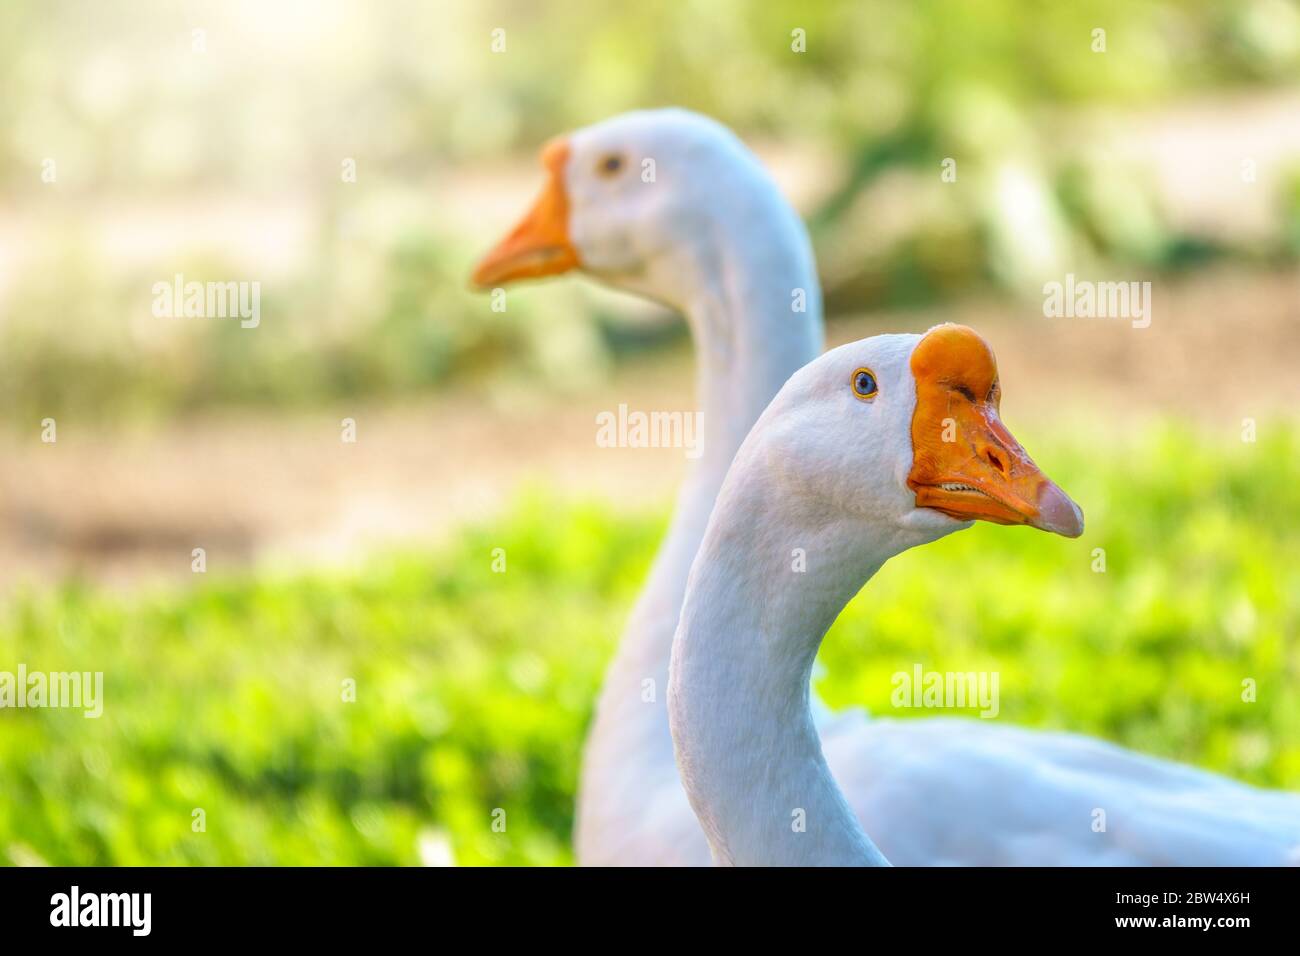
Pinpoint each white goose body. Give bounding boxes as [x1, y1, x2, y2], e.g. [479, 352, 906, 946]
[475, 110, 1300, 866]
[827, 718, 1300, 866]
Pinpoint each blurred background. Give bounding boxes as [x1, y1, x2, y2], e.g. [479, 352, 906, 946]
[1, 0, 1298, 864]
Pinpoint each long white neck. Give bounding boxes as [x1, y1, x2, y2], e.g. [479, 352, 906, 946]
[668, 450, 903, 866]
[575, 187, 823, 862]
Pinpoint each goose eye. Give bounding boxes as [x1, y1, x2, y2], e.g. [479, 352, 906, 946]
[597, 153, 625, 177]
[852, 368, 879, 400]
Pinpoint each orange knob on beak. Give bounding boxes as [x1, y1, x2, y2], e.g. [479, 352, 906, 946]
[907, 325, 1084, 538]
[470, 138, 581, 289]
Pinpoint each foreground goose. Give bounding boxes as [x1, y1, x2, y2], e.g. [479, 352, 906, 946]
[670, 324, 1300, 866]
[473, 110, 1300, 865]
[473, 109, 822, 864]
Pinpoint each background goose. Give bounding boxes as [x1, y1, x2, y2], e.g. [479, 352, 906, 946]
[473, 108, 822, 864]
[670, 324, 1300, 866]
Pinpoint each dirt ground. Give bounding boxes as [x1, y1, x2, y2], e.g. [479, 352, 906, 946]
[1, 264, 1296, 593]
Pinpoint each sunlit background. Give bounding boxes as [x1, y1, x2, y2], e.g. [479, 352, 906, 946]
[1, 0, 1298, 864]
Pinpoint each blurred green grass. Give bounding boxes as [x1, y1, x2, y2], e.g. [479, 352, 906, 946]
[1, 421, 1297, 865]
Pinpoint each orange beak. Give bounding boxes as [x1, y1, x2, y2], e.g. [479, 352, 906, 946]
[906, 325, 1083, 538]
[470, 138, 580, 289]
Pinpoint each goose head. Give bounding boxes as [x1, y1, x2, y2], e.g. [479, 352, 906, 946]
[752, 323, 1083, 546]
[470, 108, 807, 310]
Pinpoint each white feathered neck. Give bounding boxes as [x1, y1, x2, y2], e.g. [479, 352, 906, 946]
[666, 340, 931, 866]
[574, 142, 823, 864]
[668, 478, 890, 864]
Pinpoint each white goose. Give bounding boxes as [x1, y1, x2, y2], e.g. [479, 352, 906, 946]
[669, 325, 1300, 866]
[473, 110, 1300, 865]
[474, 109, 821, 865]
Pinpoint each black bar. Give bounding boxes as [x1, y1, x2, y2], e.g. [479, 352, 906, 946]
[0, 866, 1287, 942]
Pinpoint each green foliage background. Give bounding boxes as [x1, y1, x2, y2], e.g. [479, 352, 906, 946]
[3, 423, 1295, 865]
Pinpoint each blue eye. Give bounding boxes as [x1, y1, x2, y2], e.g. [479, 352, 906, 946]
[852, 368, 878, 399]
